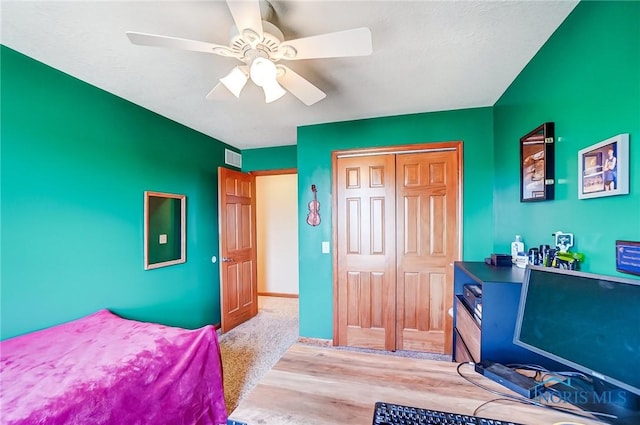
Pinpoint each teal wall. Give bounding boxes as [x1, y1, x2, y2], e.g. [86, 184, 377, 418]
[493, 1, 640, 275]
[242, 145, 297, 172]
[1, 46, 236, 340]
[3, 1, 637, 343]
[296, 108, 495, 339]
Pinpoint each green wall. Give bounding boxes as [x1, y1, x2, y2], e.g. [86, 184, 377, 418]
[1, 46, 235, 340]
[4, 1, 637, 344]
[242, 145, 297, 172]
[296, 108, 495, 339]
[493, 1, 640, 274]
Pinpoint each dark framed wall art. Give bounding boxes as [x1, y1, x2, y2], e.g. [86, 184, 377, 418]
[520, 122, 555, 202]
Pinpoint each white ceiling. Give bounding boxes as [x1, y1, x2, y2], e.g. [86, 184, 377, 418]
[1, 0, 578, 150]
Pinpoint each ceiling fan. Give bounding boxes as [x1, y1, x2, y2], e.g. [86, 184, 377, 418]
[126, 0, 372, 106]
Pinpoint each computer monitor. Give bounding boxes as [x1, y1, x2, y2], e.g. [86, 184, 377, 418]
[514, 265, 640, 423]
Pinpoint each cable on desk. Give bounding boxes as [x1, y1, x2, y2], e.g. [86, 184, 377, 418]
[455, 362, 532, 404]
[455, 362, 616, 422]
[472, 398, 527, 416]
[506, 363, 592, 383]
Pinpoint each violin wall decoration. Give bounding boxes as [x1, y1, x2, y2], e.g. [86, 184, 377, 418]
[306, 184, 321, 227]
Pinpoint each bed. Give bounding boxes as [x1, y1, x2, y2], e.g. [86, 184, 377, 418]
[0, 309, 228, 425]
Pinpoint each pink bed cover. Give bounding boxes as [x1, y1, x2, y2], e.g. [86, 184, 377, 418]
[0, 309, 228, 425]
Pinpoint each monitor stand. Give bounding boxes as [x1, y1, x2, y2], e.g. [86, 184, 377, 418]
[542, 377, 640, 425]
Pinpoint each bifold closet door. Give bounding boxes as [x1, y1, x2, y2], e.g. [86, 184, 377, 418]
[395, 151, 458, 353]
[336, 148, 459, 353]
[336, 154, 397, 351]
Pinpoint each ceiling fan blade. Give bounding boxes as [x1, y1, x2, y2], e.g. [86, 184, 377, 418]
[126, 31, 238, 58]
[226, 0, 263, 44]
[278, 27, 372, 60]
[276, 65, 326, 106]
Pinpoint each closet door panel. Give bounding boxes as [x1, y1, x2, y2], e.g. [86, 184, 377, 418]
[336, 155, 396, 350]
[396, 151, 459, 353]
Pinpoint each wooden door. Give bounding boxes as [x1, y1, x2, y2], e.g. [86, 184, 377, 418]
[336, 155, 397, 350]
[334, 144, 460, 353]
[395, 151, 459, 353]
[219, 167, 258, 333]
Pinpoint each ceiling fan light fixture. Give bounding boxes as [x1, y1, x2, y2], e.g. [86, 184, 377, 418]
[262, 80, 286, 103]
[249, 57, 277, 87]
[126, 0, 373, 106]
[249, 57, 285, 103]
[219, 66, 248, 98]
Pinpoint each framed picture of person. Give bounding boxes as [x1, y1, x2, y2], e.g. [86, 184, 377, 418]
[578, 134, 629, 199]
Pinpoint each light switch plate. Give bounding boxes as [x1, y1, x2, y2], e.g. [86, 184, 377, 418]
[322, 241, 330, 254]
[159, 234, 167, 244]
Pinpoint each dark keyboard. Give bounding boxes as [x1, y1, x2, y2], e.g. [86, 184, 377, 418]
[372, 402, 525, 425]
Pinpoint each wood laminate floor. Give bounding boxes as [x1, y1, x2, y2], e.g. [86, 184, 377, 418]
[229, 343, 604, 425]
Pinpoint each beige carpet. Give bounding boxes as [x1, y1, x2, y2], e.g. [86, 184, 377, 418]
[218, 296, 452, 414]
[218, 296, 299, 413]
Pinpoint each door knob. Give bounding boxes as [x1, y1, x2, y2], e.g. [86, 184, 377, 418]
[222, 257, 235, 262]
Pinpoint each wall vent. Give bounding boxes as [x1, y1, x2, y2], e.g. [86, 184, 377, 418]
[225, 149, 242, 168]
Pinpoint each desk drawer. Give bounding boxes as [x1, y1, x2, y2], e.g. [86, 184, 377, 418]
[455, 298, 480, 362]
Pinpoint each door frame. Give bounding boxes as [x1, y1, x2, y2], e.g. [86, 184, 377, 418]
[331, 142, 464, 347]
[251, 168, 298, 298]
[219, 167, 297, 332]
